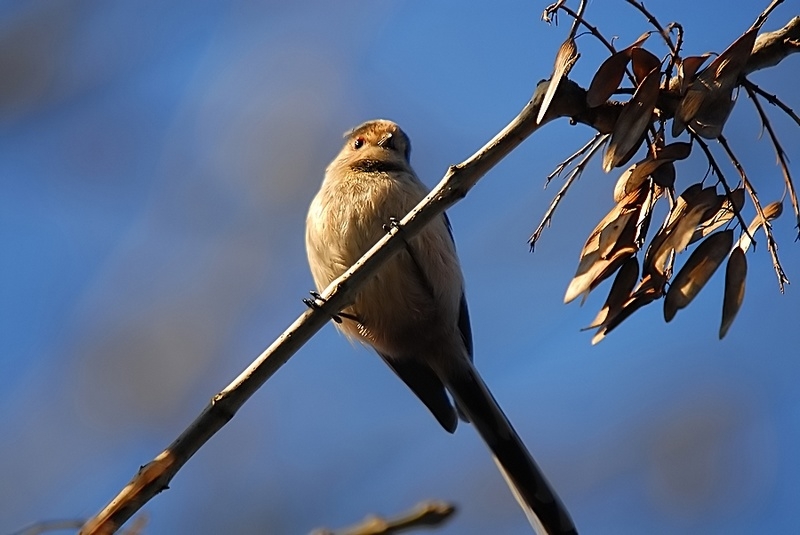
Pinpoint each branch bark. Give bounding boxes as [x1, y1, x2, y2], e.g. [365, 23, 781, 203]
[79, 16, 800, 535]
[79, 78, 574, 535]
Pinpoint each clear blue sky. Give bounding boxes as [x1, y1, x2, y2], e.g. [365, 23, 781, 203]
[2, 1, 799, 534]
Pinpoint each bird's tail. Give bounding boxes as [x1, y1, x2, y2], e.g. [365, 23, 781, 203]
[446, 361, 577, 534]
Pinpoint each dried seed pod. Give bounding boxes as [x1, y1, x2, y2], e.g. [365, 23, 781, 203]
[645, 185, 719, 276]
[689, 188, 745, 244]
[587, 51, 632, 108]
[630, 47, 661, 85]
[651, 161, 676, 189]
[586, 256, 639, 329]
[719, 247, 747, 339]
[664, 229, 734, 322]
[689, 93, 736, 139]
[671, 53, 713, 95]
[672, 29, 757, 137]
[735, 200, 783, 252]
[538, 37, 580, 124]
[591, 270, 668, 344]
[603, 69, 661, 172]
[613, 142, 692, 202]
[586, 32, 651, 108]
[565, 189, 647, 304]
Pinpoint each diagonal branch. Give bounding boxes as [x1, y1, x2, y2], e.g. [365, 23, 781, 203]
[744, 15, 800, 74]
[78, 78, 586, 535]
[77, 14, 800, 535]
[751, 0, 784, 31]
[311, 500, 456, 535]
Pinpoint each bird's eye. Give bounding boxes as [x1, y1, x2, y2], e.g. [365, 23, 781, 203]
[353, 137, 365, 149]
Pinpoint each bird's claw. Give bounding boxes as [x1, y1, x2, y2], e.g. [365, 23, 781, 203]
[382, 217, 402, 233]
[303, 291, 342, 323]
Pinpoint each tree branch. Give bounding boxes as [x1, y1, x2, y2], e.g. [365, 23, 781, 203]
[311, 500, 456, 535]
[744, 15, 800, 75]
[79, 78, 582, 535]
[79, 15, 800, 535]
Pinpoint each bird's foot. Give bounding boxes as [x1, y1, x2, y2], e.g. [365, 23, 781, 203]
[303, 291, 359, 324]
[382, 217, 402, 233]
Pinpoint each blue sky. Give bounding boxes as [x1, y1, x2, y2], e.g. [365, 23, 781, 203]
[2, 1, 799, 534]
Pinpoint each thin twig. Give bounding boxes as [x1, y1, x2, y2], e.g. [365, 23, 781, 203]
[569, 0, 587, 38]
[744, 82, 800, 237]
[718, 134, 789, 291]
[11, 520, 86, 535]
[545, 2, 617, 54]
[691, 134, 755, 244]
[545, 132, 605, 184]
[311, 501, 457, 535]
[742, 79, 800, 127]
[625, 0, 678, 54]
[752, 0, 784, 31]
[623, 0, 687, 82]
[530, 133, 610, 249]
[664, 22, 685, 80]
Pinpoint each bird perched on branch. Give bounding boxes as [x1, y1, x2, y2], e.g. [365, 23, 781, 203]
[305, 119, 576, 534]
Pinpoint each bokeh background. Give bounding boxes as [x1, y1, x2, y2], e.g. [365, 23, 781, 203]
[2, 1, 799, 534]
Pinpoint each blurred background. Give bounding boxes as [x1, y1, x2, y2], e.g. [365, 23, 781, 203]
[2, 1, 799, 534]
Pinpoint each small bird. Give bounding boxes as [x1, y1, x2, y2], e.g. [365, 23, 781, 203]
[305, 119, 576, 534]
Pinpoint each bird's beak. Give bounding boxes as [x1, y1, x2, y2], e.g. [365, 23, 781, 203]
[377, 132, 393, 148]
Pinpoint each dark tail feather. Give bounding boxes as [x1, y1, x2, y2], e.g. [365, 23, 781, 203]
[446, 362, 577, 534]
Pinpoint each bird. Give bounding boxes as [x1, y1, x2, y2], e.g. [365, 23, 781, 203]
[305, 119, 576, 534]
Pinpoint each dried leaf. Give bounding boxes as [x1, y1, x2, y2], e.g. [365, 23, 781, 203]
[565, 247, 637, 304]
[702, 28, 757, 90]
[592, 270, 666, 344]
[630, 47, 661, 85]
[673, 53, 713, 94]
[538, 37, 580, 124]
[672, 30, 757, 137]
[657, 141, 692, 161]
[586, 33, 652, 108]
[651, 161, 676, 188]
[689, 93, 736, 139]
[735, 200, 783, 252]
[587, 51, 631, 108]
[689, 188, 745, 244]
[591, 294, 652, 344]
[645, 185, 719, 275]
[664, 229, 734, 322]
[613, 142, 692, 202]
[565, 189, 647, 304]
[719, 247, 747, 339]
[603, 69, 661, 172]
[586, 256, 639, 329]
[598, 211, 635, 259]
